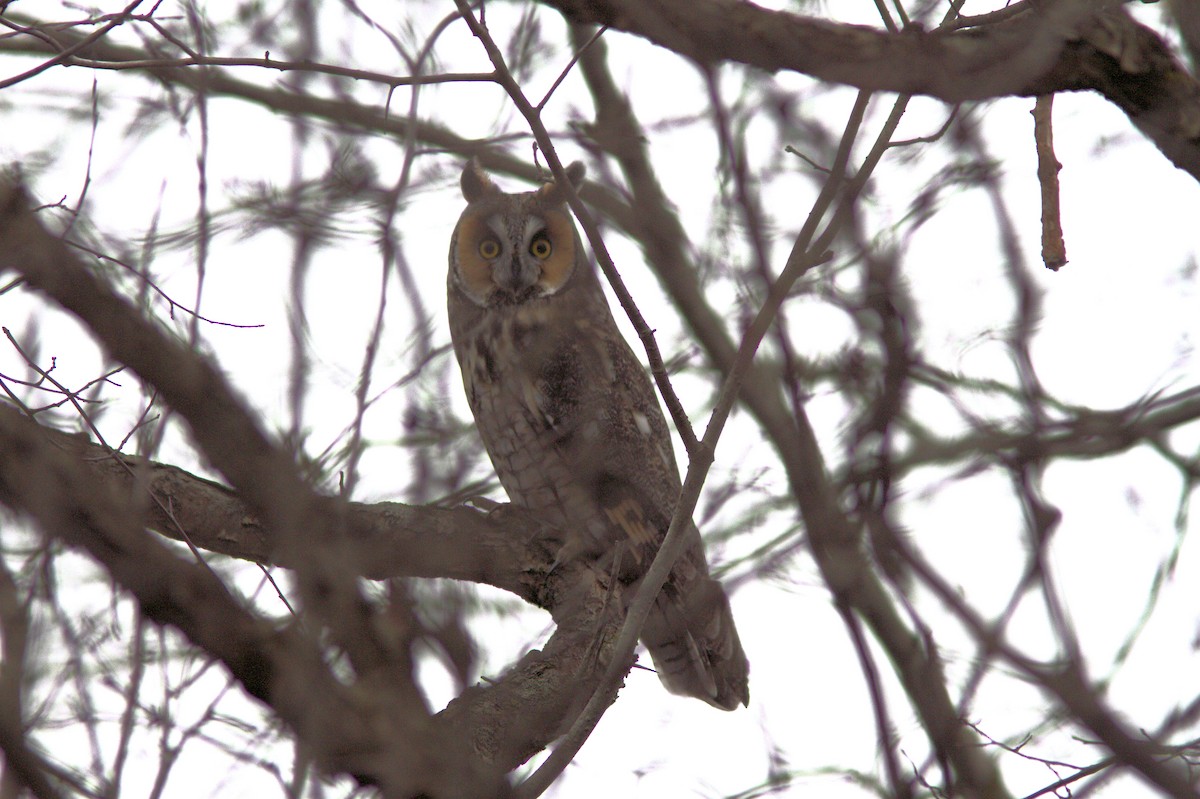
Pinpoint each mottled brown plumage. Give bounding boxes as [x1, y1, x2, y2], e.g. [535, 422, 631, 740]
[447, 161, 748, 710]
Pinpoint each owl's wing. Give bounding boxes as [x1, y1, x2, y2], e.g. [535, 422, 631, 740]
[641, 569, 750, 710]
[550, 327, 749, 709]
[467, 304, 749, 708]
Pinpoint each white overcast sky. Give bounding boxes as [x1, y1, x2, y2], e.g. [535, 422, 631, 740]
[2, 2, 1199, 798]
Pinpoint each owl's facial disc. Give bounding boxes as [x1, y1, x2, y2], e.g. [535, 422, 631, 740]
[454, 205, 578, 307]
[528, 210, 576, 296]
[491, 218, 542, 295]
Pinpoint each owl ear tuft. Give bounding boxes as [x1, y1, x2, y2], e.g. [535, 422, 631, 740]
[461, 159, 500, 202]
[536, 161, 586, 204]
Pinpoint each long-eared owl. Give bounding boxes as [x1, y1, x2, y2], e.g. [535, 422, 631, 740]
[447, 160, 749, 710]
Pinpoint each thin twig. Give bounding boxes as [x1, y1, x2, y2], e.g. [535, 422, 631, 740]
[452, 1, 700, 457]
[1032, 95, 1067, 270]
[0, 0, 146, 90]
[52, 53, 495, 87]
[455, 4, 809, 794]
[889, 520, 1200, 797]
[0, 558, 66, 799]
[1, 327, 226, 577]
[536, 25, 607, 111]
[64, 237, 263, 328]
[839, 600, 912, 799]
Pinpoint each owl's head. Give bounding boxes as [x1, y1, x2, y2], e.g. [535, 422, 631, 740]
[449, 160, 587, 307]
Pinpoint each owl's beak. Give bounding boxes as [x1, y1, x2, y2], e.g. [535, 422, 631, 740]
[494, 257, 537, 293]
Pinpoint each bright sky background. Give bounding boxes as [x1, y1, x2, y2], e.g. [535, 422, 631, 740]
[2, 2, 1199, 798]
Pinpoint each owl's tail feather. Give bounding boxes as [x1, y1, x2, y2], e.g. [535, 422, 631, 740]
[640, 577, 750, 710]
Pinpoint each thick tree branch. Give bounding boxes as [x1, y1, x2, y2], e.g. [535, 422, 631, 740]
[1037, 7, 1200, 179]
[0, 174, 640, 790]
[548, 0, 1089, 96]
[439, 574, 629, 772]
[0, 402, 635, 780]
[13, 411, 536, 589]
[0, 400, 637, 780]
[0, 13, 659, 224]
[555, 1, 1200, 179]
[2, 5, 1197, 182]
[0, 172, 658, 786]
[0, 173, 410, 687]
[0, 400, 505, 797]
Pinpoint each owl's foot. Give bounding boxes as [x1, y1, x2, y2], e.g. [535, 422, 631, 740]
[546, 532, 591, 575]
[464, 495, 505, 513]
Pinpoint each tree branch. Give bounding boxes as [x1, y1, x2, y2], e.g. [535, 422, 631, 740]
[0, 397, 642, 781]
[569, 24, 1012, 797]
[0, 171, 414, 682]
[0, 398, 507, 796]
[4, 4, 1197, 184]
[550, 0, 1200, 180]
[0, 171, 662, 784]
[12, 410, 535, 591]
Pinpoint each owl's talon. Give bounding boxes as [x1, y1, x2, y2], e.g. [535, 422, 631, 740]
[465, 495, 505, 514]
[546, 532, 594, 575]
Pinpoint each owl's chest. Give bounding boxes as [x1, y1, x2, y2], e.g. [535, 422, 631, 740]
[457, 308, 610, 442]
[454, 307, 621, 529]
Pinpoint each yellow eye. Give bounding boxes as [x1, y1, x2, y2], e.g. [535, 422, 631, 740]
[478, 239, 501, 259]
[530, 237, 552, 260]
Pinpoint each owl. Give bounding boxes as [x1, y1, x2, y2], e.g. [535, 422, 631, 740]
[446, 160, 749, 710]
